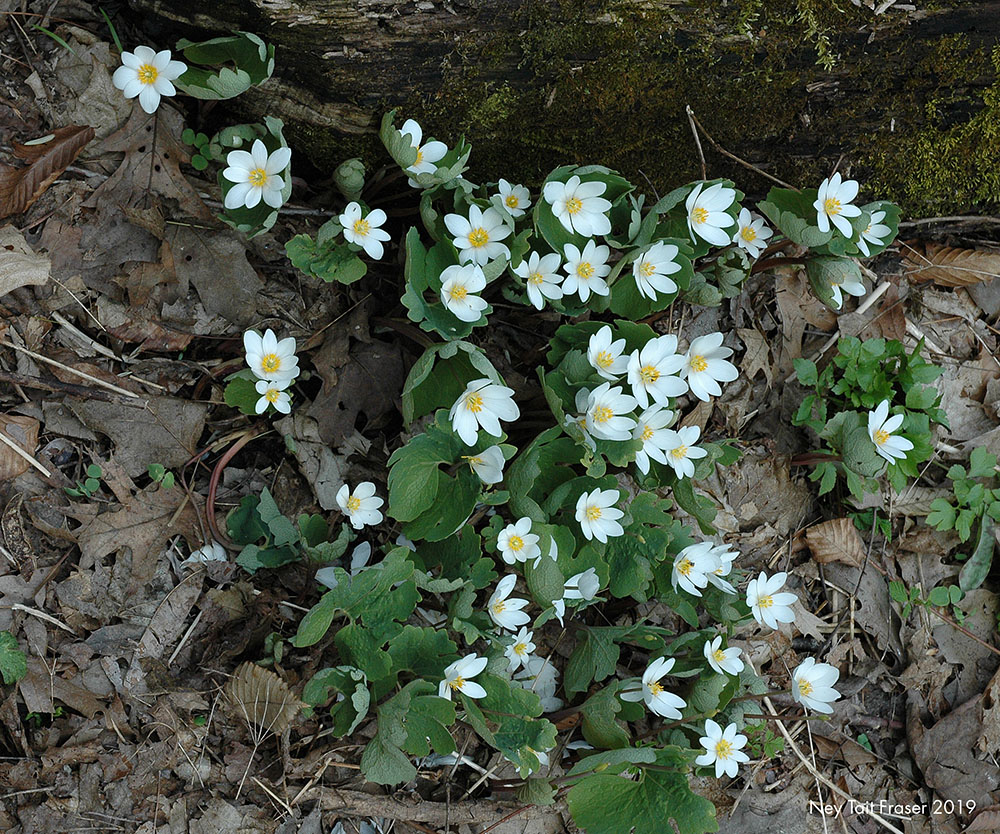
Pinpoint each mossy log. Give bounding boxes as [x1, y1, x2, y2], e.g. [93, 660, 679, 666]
[130, 0, 1000, 215]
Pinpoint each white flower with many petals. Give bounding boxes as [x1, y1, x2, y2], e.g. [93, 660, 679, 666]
[585, 382, 638, 442]
[339, 202, 390, 259]
[633, 241, 682, 300]
[868, 400, 913, 464]
[449, 378, 519, 446]
[856, 209, 891, 257]
[632, 405, 675, 475]
[695, 720, 750, 779]
[627, 335, 687, 408]
[706, 544, 738, 595]
[814, 172, 862, 237]
[828, 267, 867, 310]
[543, 175, 612, 237]
[505, 627, 536, 672]
[223, 140, 291, 211]
[620, 656, 686, 719]
[498, 517, 541, 565]
[514, 656, 562, 712]
[686, 182, 737, 246]
[488, 575, 531, 632]
[514, 252, 563, 310]
[463, 445, 506, 485]
[244, 328, 299, 385]
[112, 45, 186, 114]
[671, 541, 718, 597]
[732, 208, 773, 259]
[401, 119, 448, 178]
[587, 325, 629, 380]
[681, 333, 738, 402]
[792, 657, 842, 714]
[746, 571, 797, 629]
[445, 205, 511, 266]
[337, 481, 384, 530]
[497, 179, 531, 218]
[661, 425, 708, 479]
[440, 264, 489, 323]
[439, 654, 488, 700]
[564, 567, 600, 601]
[562, 240, 611, 302]
[575, 488, 624, 543]
[254, 379, 292, 414]
[703, 636, 744, 676]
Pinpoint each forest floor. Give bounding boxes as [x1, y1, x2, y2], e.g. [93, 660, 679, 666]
[1, 4, 999, 834]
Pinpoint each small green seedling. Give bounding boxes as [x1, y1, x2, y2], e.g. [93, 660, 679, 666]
[147, 463, 175, 489]
[65, 464, 103, 498]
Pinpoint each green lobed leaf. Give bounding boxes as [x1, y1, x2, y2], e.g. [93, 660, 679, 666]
[0, 631, 27, 684]
[959, 514, 995, 592]
[174, 32, 275, 100]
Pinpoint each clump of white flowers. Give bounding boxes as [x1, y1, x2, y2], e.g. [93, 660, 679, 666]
[243, 328, 300, 414]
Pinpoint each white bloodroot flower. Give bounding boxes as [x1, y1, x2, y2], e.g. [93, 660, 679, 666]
[440, 264, 489, 323]
[621, 656, 686, 719]
[791, 657, 842, 714]
[514, 251, 563, 310]
[627, 335, 687, 408]
[585, 382, 638, 442]
[562, 240, 611, 302]
[732, 208, 773, 259]
[445, 205, 511, 266]
[505, 627, 536, 672]
[565, 389, 598, 451]
[439, 654, 488, 700]
[587, 325, 629, 380]
[449, 378, 519, 445]
[514, 656, 562, 712]
[703, 636, 745, 676]
[868, 400, 914, 464]
[497, 179, 531, 217]
[339, 202, 390, 259]
[543, 175, 612, 237]
[112, 45, 186, 114]
[632, 405, 674, 475]
[244, 328, 300, 385]
[681, 333, 738, 402]
[564, 567, 600, 601]
[315, 542, 372, 590]
[814, 172, 862, 237]
[488, 575, 531, 631]
[695, 719, 750, 779]
[575, 488, 624, 543]
[497, 517, 541, 565]
[856, 209, 891, 257]
[254, 379, 292, 414]
[336, 481, 384, 530]
[222, 140, 291, 211]
[706, 543, 738, 595]
[686, 182, 737, 246]
[661, 425, 708, 479]
[183, 540, 227, 566]
[462, 445, 506, 485]
[828, 267, 867, 310]
[633, 241, 682, 300]
[400, 119, 448, 178]
[746, 571, 797, 630]
[671, 541, 718, 597]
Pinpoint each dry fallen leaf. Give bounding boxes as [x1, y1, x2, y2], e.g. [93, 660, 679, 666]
[0, 225, 50, 299]
[0, 125, 95, 219]
[804, 518, 865, 567]
[903, 241, 1000, 287]
[0, 414, 40, 481]
[736, 327, 773, 386]
[225, 662, 300, 736]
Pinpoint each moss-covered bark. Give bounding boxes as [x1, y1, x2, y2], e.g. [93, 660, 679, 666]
[131, 0, 1000, 215]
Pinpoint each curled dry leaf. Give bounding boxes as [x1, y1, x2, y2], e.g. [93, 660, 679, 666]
[803, 517, 865, 567]
[903, 241, 1000, 287]
[0, 414, 40, 481]
[0, 125, 95, 219]
[225, 662, 300, 735]
[0, 225, 50, 299]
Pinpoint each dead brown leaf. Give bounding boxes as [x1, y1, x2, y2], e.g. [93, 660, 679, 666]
[904, 241, 1000, 287]
[0, 125, 94, 219]
[964, 809, 1000, 832]
[804, 518, 865, 567]
[736, 327, 773, 386]
[225, 662, 301, 735]
[0, 225, 50, 299]
[0, 414, 40, 481]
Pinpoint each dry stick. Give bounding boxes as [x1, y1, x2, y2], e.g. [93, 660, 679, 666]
[0, 368, 144, 406]
[0, 426, 50, 478]
[685, 105, 707, 180]
[0, 339, 141, 399]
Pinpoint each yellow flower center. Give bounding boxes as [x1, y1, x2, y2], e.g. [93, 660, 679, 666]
[639, 364, 660, 385]
[640, 425, 654, 442]
[415, 149, 424, 165]
[874, 429, 890, 445]
[595, 350, 615, 369]
[353, 218, 371, 236]
[138, 63, 159, 84]
[713, 648, 728, 664]
[670, 445, 688, 460]
[468, 228, 490, 248]
[592, 405, 613, 424]
[740, 226, 757, 242]
[261, 353, 282, 374]
[677, 558, 693, 577]
[464, 392, 484, 413]
[505, 194, 520, 208]
[692, 206, 709, 224]
[463, 455, 483, 466]
[715, 739, 734, 760]
[265, 388, 281, 403]
[824, 197, 842, 216]
[449, 284, 468, 301]
[585, 505, 603, 521]
[798, 680, 814, 696]
[492, 600, 506, 614]
[248, 167, 268, 187]
[528, 272, 544, 285]
[508, 534, 525, 552]
[566, 197, 583, 215]
[864, 224, 872, 235]
[576, 261, 594, 279]
[639, 260, 657, 277]
[690, 355, 708, 373]
[648, 681, 665, 696]
[346, 495, 361, 512]
[449, 676, 464, 690]
[757, 594, 773, 609]
[514, 642, 528, 656]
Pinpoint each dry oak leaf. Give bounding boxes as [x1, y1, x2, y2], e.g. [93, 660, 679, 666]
[0, 125, 94, 219]
[804, 518, 865, 567]
[903, 241, 1000, 287]
[736, 327, 773, 386]
[225, 662, 301, 735]
[0, 225, 50, 299]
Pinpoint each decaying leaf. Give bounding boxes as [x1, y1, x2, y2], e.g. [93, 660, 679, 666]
[736, 327, 773, 386]
[0, 125, 95, 219]
[0, 225, 50, 299]
[0, 414, 40, 481]
[903, 241, 1000, 287]
[225, 662, 300, 735]
[804, 518, 865, 566]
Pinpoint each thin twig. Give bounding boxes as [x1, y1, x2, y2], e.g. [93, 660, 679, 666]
[0, 426, 51, 478]
[687, 109, 799, 191]
[685, 105, 707, 180]
[1, 339, 140, 399]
